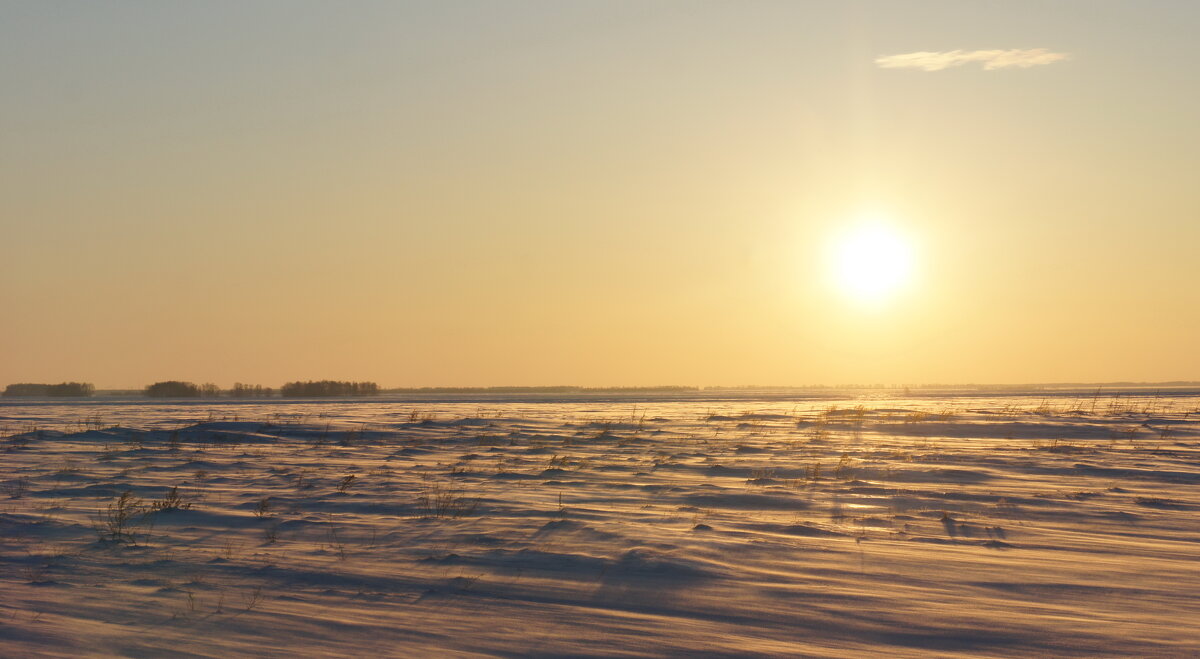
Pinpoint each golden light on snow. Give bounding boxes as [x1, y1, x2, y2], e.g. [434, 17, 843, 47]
[828, 218, 915, 306]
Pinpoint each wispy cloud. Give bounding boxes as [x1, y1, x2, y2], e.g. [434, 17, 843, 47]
[875, 48, 1069, 72]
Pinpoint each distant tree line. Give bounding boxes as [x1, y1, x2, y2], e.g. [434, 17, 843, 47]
[279, 381, 379, 397]
[10, 379, 1200, 400]
[1, 381, 689, 398]
[144, 381, 222, 398]
[143, 381, 280, 398]
[2, 382, 95, 397]
[137, 381, 376, 398]
[229, 383, 275, 398]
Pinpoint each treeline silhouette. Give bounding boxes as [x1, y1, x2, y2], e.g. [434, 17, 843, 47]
[144, 381, 222, 398]
[0, 380, 381, 399]
[2, 382, 95, 397]
[230, 383, 275, 398]
[139, 381, 375, 398]
[279, 381, 379, 397]
[1, 382, 694, 398]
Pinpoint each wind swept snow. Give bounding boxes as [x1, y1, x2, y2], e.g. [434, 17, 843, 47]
[2, 393, 1199, 657]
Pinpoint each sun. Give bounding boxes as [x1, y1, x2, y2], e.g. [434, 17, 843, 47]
[829, 219, 915, 305]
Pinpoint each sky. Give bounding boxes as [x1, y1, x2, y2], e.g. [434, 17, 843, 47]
[2, 1, 1198, 389]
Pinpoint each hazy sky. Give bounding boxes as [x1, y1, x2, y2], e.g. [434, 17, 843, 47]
[3, 1, 1198, 388]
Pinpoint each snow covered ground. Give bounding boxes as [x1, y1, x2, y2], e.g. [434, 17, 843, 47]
[2, 391, 1199, 657]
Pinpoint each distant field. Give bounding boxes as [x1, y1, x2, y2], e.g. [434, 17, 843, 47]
[2, 392, 1199, 657]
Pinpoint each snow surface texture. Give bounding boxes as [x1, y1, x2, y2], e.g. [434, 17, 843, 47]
[2, 392, 1199, 658]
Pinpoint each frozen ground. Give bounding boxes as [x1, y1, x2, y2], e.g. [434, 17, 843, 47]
[2, 391, 1199, 657]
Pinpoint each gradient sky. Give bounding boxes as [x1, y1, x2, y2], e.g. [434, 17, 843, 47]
[3, 1, 1198, 388]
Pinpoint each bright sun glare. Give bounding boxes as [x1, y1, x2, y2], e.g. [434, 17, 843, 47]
[830, 220, 915, 305]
